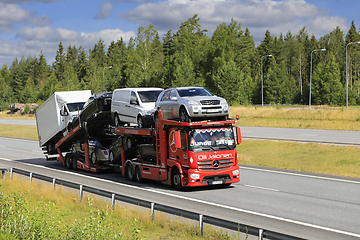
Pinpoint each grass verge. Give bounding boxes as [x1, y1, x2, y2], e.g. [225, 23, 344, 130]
[0, 124, 37, 140]
[230, 106, 360, 131]
[0, 111, 35, 119]
[0, 175, 236, 240]
[238, 140, 360, 178]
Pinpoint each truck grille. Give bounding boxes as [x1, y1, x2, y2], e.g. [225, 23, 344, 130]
[197, 159, 232, 171]
[200, 100, 220, 105]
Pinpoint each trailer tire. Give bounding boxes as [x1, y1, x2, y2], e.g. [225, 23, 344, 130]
[72, 155, 77, 170]
[65, 154, 72, 169]
[135, 166, 143, 183]
[172, 168, 183, 191]
[114, 113, 121, 127]
[126, 163, 135, 181]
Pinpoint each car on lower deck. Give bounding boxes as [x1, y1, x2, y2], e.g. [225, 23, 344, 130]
[154, 87, 229, 122]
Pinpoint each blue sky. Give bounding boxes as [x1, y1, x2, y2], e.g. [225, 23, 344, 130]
[0, 0, 359, 67]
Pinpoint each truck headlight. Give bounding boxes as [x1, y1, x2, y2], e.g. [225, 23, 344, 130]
[190, 173, 200, 179]
[232, 169, 239, 176]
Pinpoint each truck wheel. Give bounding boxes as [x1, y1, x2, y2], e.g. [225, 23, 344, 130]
[126, 163, 135, 181]
[135, 166, 143, 183]
[179, 107, 190, 123]
[72, 155, 77, 170]
[172, 168, 183, 191]
[65, 154, 72, 169]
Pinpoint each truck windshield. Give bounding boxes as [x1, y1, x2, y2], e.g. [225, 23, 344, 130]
[188, 127, 235, 151]
[67, 102, 85, 112]
[138, 91, 163, 103]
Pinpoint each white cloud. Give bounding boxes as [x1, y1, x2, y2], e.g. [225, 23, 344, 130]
[122, 0, 348, 42]
[95, 2, 114, 19]
[0, 26, 136, 66]
[0, 3, 53, 33]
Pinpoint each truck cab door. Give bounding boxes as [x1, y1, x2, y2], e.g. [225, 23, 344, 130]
[60, 104, 70, 131]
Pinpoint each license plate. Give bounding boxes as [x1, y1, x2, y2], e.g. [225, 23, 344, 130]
[207, 109, 219, 113]
[212, 180, 223, 185]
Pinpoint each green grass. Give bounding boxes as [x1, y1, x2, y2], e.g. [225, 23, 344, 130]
[230, 106, 360, 131]
[0, 124, 38, 140]
[0, 175, 237, 240]
[237, 140, 360, 178]
[0, 111, 35, 119]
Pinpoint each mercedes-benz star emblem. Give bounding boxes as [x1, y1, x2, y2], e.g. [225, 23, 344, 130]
[212, 160, 220, 168]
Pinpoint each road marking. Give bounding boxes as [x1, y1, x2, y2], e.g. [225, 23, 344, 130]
[1, 157, 360, 238]
[240, 165, 360, 184]
[245, 185, 280, 192]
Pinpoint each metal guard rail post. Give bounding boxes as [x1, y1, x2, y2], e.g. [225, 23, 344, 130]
[2, 167, 305, 240]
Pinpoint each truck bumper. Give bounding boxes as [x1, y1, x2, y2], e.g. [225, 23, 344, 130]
[183, 165, 240, 187]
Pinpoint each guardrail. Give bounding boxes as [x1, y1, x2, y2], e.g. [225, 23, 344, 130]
[1, 167, 304, 240]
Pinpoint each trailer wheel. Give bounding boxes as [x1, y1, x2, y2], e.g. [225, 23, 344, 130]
[135, 166, 143, 183]
[126, 163, 135, 181]
[172, 168, 183, 191]
[65, 154, 72, 169]
[72, 155, 77, 170]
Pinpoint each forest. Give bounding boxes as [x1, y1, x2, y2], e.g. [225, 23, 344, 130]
[0, 14, 360, 111]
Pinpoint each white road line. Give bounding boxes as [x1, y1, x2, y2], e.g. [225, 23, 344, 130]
[2, 157, 360, 238]
[240, 165, 360, 184]
[245, 185, 280, 192]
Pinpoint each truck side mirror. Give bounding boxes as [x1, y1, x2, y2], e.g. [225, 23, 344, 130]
[174, 131, 181, 149]
[236, 127, 242, 144]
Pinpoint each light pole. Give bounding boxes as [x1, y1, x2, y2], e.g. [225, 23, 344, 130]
[261, 54, 272, 107]
[309, 49, 326, 109]
[103, 66, 112, 91]
[346, 41, 360, 108]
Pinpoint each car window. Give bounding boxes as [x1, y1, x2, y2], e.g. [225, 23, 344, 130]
[130, 91, 138, 105]
[161, 90, 171, 101]
[67, 102, 85, 112]
[170, 90, 177, 100]
[177, 88, 213, 97]
[138, 90, 163, 103]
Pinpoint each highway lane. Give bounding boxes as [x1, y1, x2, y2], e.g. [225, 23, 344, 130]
[240, 126, 360, 145]
[1, 118, 359, 145]
[0, 137, 359, 239]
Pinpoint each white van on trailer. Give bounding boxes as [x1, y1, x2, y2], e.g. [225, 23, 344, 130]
[111, 88, 163, 128]
[36, 90, 91, 154]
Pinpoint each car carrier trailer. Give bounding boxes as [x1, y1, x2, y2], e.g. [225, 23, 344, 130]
[43, 109, 241, 190]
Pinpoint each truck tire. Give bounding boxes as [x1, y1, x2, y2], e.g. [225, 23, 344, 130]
[126, 163, 135, 181]
[135, 166, 143, 183]
[172, 168, 183, 191]
[65, 153, 72, 169]
[72, 155, 77, 170]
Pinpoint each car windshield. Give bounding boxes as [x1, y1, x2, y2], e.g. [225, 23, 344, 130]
[138, 90, 163, 103]
[188, 127, 235, 150]
[177, 88, 213, 97]
[67, 102, 85, 112]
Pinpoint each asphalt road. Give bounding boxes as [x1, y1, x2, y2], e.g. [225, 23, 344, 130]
[0, 136, 359, 239]
[1, 119, 359, 145]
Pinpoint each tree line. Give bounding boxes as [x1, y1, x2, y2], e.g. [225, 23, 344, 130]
[0, 15, 360, 111]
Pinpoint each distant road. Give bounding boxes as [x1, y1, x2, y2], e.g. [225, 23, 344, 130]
[0, 119, 36, 126]
[240, 126, 360, 146]
[0, 119, 359, 145]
